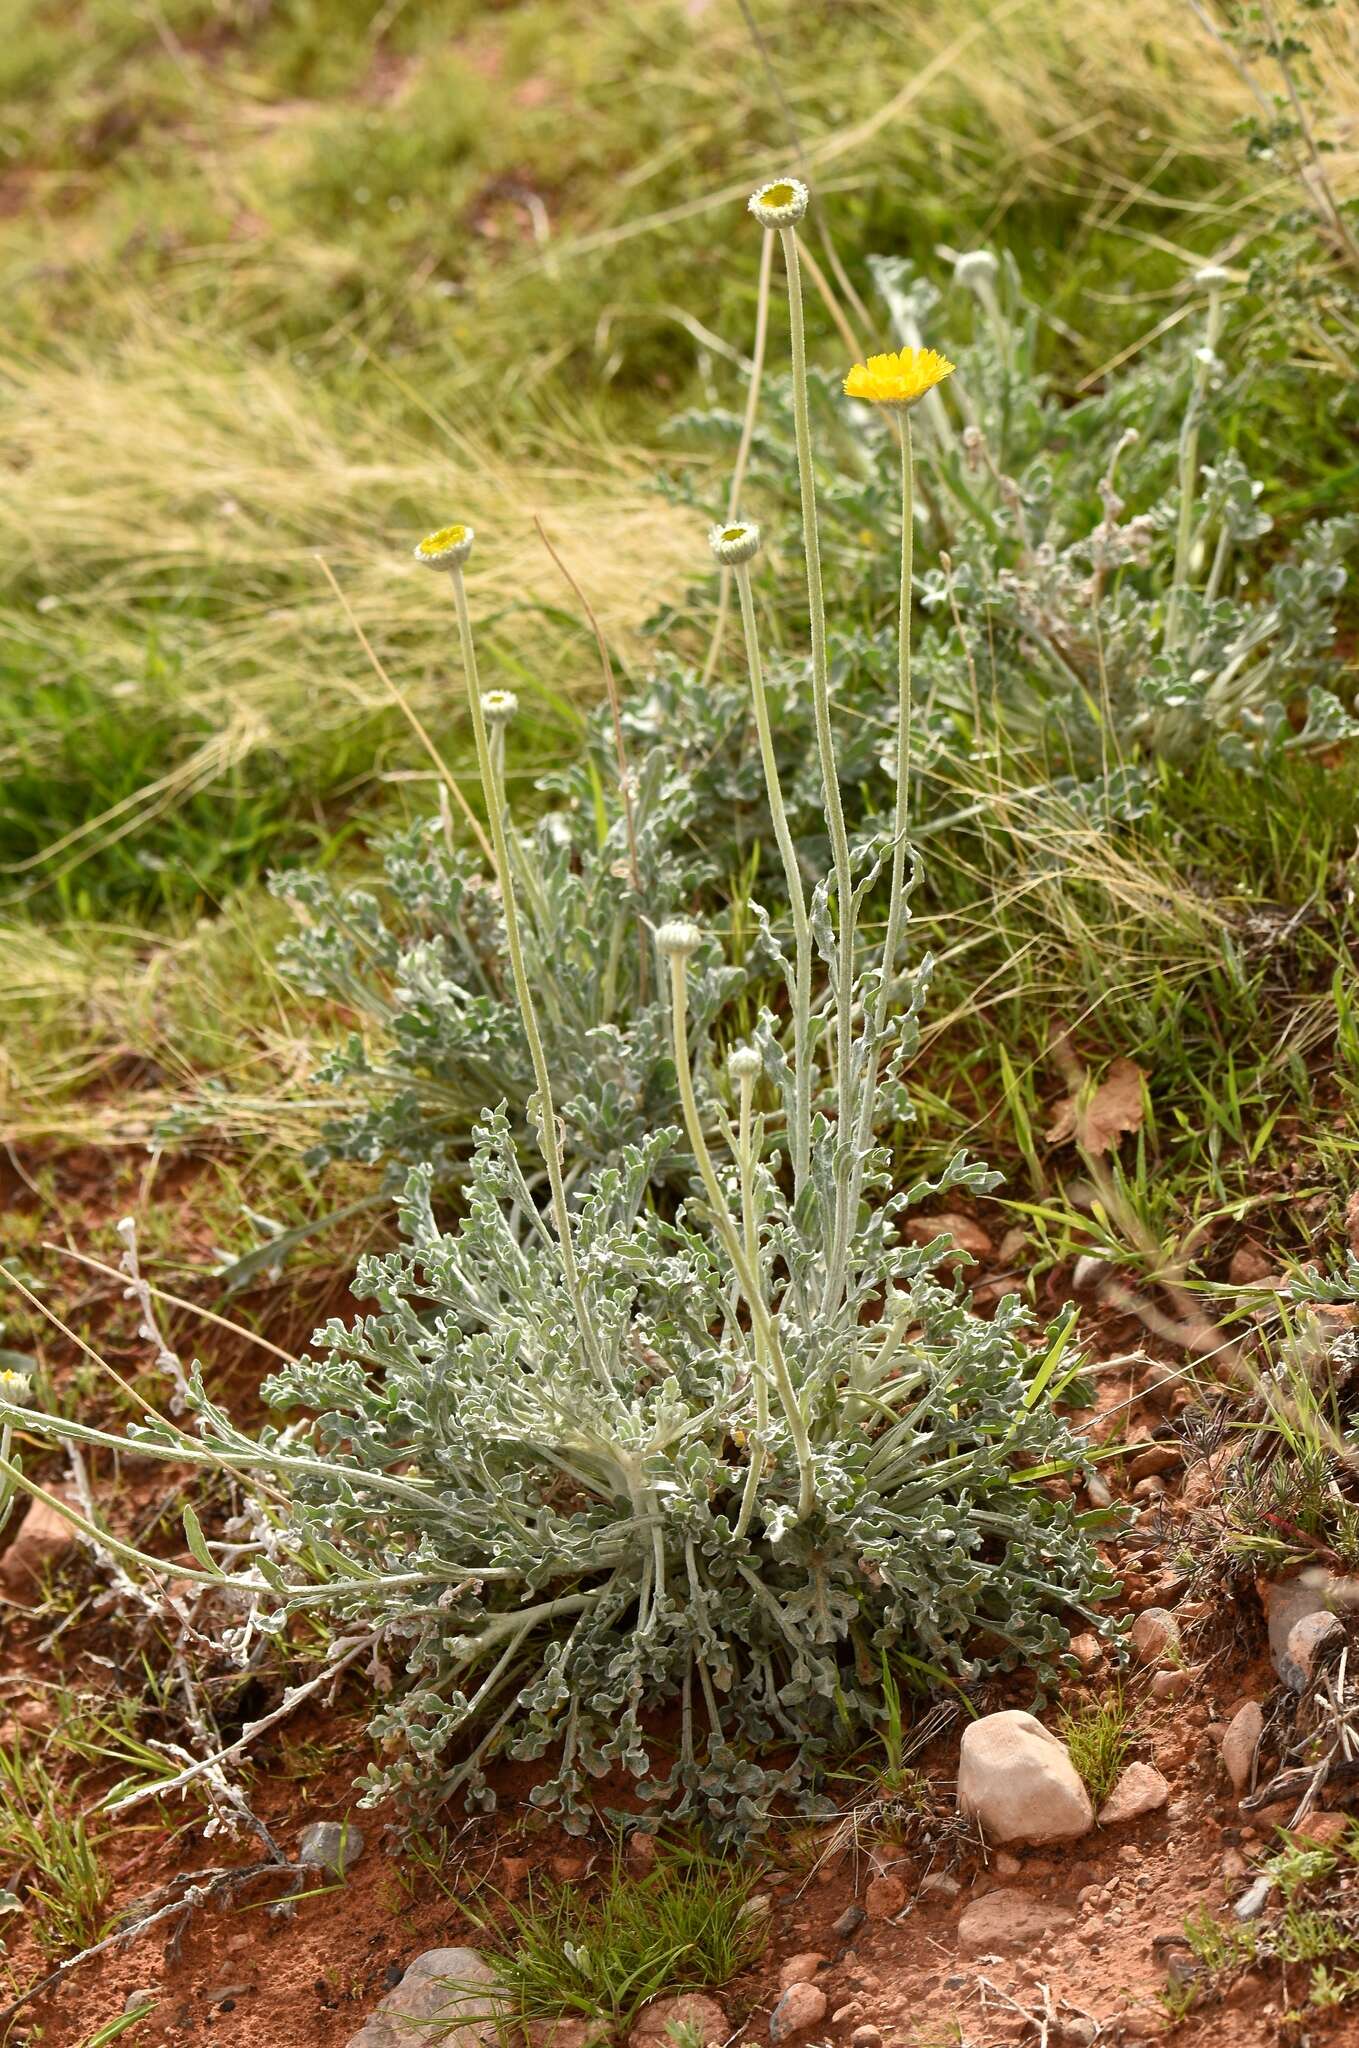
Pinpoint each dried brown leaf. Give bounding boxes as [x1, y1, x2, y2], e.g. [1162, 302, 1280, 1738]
[1045, 1057, 1146, 1155]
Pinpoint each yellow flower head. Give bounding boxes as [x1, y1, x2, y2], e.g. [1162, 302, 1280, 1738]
[843, 348, 955, 411]
[0, 1368, 32, 1403]
[414, 522, 474, 571]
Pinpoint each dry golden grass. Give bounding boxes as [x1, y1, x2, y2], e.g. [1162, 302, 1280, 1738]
[3, 0, 1354, 1151]
[1, 308, 701, 716]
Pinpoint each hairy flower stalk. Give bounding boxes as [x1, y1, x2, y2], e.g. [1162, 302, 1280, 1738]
[662, 924, 816, 1520]
[729, 1042, 769, 1540]
[754, 178, 858, 1267]
[833, 346, 954, 1309]
[1165, 267, 1228, 654]
[711, 519, 812, 1192]
[428, 532, 613, 1397]
[700, 228, 775, 689]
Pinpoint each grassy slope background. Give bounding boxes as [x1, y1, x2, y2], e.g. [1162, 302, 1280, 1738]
[1, 0, 1356, 1308]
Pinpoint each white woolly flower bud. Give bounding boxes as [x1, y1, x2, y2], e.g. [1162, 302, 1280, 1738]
[727, 1045, 762, 1083]
[481, 689, 518, 726]
[413, 523, 474, 571]
[1194, 264, 1232, 291]
[953, 249, 999, 293]
[656, 918, 703, 960]
[708, 519, 761, 567]
[748, 177, 809, 230]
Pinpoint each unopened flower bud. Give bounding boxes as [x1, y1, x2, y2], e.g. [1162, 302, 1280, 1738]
[708, 519, 761, 566]
[748, 177, 809, 230]
[727, 1045, 762, 1083]
[656, 919, 703, 960]
[481, 689, 518, 725]
[414, 523, 474, 571]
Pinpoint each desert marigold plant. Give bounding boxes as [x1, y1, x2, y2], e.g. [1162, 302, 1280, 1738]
[0, 176, 1115, 1841]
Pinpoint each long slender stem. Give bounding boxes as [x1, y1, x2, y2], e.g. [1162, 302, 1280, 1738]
[733, 1064, 769, 1540]
[668, 953, 816, 1519]
[879, 412, 915, 1033]
[778, 223, 855, 1236]
[733, 560, 811, 1191]
[700, 228, 774, 688]
[839, 413, 918, 1291]
[448, 566, 612, 1396]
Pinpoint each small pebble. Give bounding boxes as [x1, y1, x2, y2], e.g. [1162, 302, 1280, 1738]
[1067, 1632, 1103, 1674]
[1129, 1607, 1180, 1667]
[769, 1983, 828, 2042]
[777, 1955, 826, 1991]
[297, 1820, 365, 1878]
[918, 1873, 960, 1903]
[864, 1874, 905, 1920]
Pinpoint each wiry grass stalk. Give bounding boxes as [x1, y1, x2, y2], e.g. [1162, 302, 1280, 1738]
[447, 563, 614, 1398]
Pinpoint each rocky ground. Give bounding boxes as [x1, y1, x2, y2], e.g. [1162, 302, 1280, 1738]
[6, 1295, 1359, 2048]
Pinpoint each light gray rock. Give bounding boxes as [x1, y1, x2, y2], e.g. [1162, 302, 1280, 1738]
[1283, 1610, 1346, 1692]
[776, 1954, 825, 1990]
[769, 1983, 827, 2041]
[1129, 1607, 1180, 1667]
[957, 1710, 1094, 1846]
[123, 1988, 158, 2015]
[299, 1819, 365, 1878]
[347, 1947, 504, 2048]
[1258, 1571, 1359, 1682]
[957, 1888, 1074, 1955]
[1098, 1763, 1169, 1826]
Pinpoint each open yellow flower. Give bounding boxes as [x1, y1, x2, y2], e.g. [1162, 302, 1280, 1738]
[843, 347, 955, 410]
